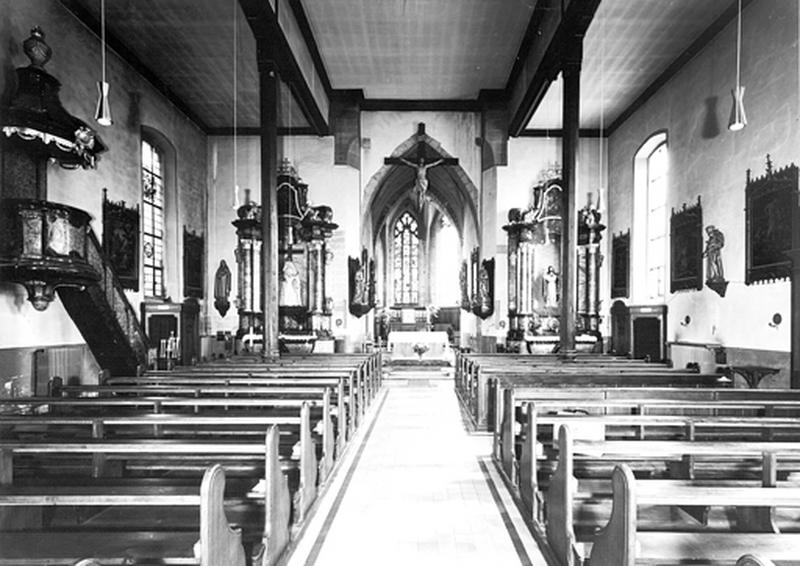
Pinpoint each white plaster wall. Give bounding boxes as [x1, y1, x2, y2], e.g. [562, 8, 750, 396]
[606, 0, 798, 353]
[0, 1, 208, 352]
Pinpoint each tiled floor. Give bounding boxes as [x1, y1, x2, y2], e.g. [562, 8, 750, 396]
[288, 368, 548, 566]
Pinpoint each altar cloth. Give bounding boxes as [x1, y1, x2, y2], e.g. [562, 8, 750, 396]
[388, 331, 449, 361]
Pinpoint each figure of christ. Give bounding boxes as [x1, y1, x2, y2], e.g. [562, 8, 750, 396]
[385, 153, 459, 206]
[400, 157, 444, 202]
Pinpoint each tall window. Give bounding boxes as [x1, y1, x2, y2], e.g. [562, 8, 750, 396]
[393, 211, 419, 304]
[434, 215, 460, 305]
[142, 139, 165, 297]
[645, 142, 668, 299]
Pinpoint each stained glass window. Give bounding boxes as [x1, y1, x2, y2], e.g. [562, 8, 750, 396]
[393, 211, 419, 304]
[142, 139, 165, 297]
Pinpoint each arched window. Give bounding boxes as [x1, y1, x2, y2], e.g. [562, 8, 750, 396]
[142, 138, 165, 297]
[645, 142, 668, 299]
[393, 211, 419, 304]
[633, 131, 668, 302]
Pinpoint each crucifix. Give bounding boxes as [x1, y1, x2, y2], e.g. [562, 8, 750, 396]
[384, 123, 458, 206]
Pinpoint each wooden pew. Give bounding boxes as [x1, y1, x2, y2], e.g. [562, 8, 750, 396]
[0, 425, 291, 566]
[496, 386, 800, 485]
[458, 357, 726, 429]
[0, 463, 247, 566]
[47, 384, 341, 470]
[544, 424, 800, 566]
[99, 371, 364, 435]
[0, 403, 319, 525]
[588, 463, 800, 566]
[0, 426, 294, 566]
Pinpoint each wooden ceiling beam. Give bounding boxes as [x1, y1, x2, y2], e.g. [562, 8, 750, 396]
[238, 0, 329, 135]
[506, 0, 601, 137]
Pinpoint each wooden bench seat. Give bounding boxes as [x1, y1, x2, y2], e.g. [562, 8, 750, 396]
[98, 371, 368, 428]
[461, 364, 727, 429]
[0, 464, 246, 566]
[0, 404, 318, 524]
[587, 463, 800, 566]
[1, 428, 293, 566]
[493, 387, 800, 486]
[541, 425, 800, 566]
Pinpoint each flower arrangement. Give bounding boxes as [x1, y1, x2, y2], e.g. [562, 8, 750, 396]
[412, 343, 429, 359]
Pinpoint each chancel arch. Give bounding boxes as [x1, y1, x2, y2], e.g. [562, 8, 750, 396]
[363, 127, 479, 312]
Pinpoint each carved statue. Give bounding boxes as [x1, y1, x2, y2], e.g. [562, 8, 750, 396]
[213, 259, 232, 317]
[399, 157, 444, 204]
[703, 225, 725, 281]
[280, 260, 302, 306]
[542, 265, 559, 308]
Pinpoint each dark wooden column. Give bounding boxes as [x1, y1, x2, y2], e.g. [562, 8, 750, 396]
[788, 250, 800, 388]
[559, 38, 583, 354]
[259, 57, 280, 359]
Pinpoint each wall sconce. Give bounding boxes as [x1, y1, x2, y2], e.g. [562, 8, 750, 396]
[769, 313, 782, 328]
[680, 315, 691, 327]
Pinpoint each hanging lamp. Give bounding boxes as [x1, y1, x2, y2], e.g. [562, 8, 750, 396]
[728, 0, 746, 131]
[94, 0, 112, 126]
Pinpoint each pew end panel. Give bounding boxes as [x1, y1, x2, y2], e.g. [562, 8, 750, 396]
[737, 555, 777, 566]
[519, 402, 539, 522]
[254, 425, 292, 566]
[199, 464, 247, 566]
[546, 424, 580, 566]
[586, 463, 637, 566]
[292, 402, 318, 525]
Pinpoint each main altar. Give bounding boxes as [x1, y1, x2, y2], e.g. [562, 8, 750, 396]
[388, 330, 450, 362]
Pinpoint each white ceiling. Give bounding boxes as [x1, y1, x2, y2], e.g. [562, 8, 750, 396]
[528, 0, 733, 129]
[299, 0, 535, 99]
[64, 0, 738, 131]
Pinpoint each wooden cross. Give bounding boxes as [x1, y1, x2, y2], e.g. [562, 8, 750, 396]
[384, 123, 458, 204]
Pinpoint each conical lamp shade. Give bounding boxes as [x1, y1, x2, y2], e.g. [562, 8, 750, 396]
[95, 81, 112, 127]
[728, 85, 747, 131]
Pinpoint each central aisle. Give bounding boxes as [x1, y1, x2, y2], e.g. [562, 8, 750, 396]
[290, 368, 547, 566]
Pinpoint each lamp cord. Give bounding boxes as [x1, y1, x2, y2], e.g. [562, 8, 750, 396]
[735, 0, 742, 90]
[233, 0, 239, 209]
[100, 0, 106, 84]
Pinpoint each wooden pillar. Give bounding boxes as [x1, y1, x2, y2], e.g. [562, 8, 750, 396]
[259, 57, 280, 359]
[559, 38, 582, 354]
[788, 249, 800, 388]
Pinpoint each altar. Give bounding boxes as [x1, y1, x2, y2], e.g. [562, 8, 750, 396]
[387, 331, 450, 362]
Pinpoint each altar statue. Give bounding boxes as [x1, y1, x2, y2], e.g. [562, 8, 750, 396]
[542, 265, 559, 308]
[280, 260, 302, 306]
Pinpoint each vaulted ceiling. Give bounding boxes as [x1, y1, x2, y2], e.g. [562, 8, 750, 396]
[60, 0, 742, 133]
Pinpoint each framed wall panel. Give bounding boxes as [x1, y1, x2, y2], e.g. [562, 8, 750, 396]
[670, 197, 703, 293]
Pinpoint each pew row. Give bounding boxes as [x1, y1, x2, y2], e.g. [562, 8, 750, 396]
[544, 424, 800, 566]
[0, 427, 292, 566]
[456, 355, 727, 429]
[496, 386, 800, 487]
[0, 402, 318, 525]
[589, 463, 800, 566]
